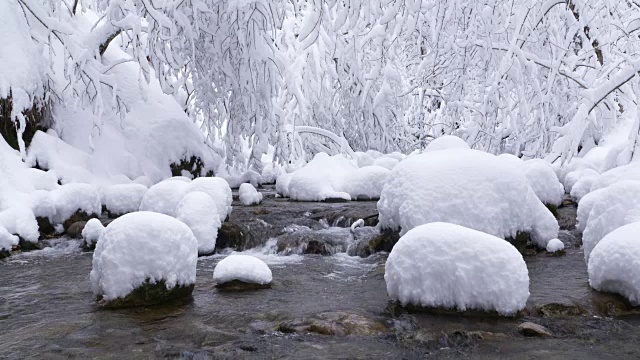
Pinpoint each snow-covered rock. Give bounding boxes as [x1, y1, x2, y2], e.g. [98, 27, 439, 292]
[139, 178, 190, 217]
[186, 177, 233, 222]
[522, 159, 564, 207]
[239, 183, 263, 205]
[0, 226, 19, 252]
[29, 190, 56, 220]
[102, 184, 148, 217]
[578, 181, 640, 262]
[283, 153, 391, 201]
[588, 222, 640, 305]
[565, 168, 599, 194]
[385, 223, 529, 315]
[0, 206, 40, 244]
[377, 148, 558, 247]
[372, 156, 400, 170]
[546, 239, 565, 253]
[570, 170, 599, 201]
[424, 135, 469, 152]
[81, 218, 105, 250]
[176, 192, 221, 255]
[590, 162, 640, 193]
[50, 183, 101, 225]
[90, 212, 198, 303]
[213, 254, 272, 288]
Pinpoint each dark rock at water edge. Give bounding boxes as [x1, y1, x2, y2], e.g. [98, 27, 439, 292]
[518, 322, 552, 337]
[66, 221, 87, 239]
[63, 210, 98, 232]
[0, 248, 10, 259]
[97, 280, 195, 309]
[348, 228, 399, 257]
[18, 237, 43, 251]
[215, 280, 271, 292]
[36, 217, 56, 239]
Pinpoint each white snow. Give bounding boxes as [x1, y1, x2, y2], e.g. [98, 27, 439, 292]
[570, 170, 600, 201]
[385, 222, 529, 315]
[102, 184, 148, 216]
[0, 207, 40, 243]
[176, 192, 221, 255]
[239, 183, 263, 205]
[424, 135, 470, 152]
[588, 222, 640, 305]
[377, 148, 558, 247]
[90, 212, 198, 301]
[81, 218, 105, 249]
[589, 162, 640, 193]
[50, 184, 102, 225]
[186, 177, 233, 222]
[522, 159, 565, 206]
[139, 178, 190, 217]
[282, 152, 391, 201]
[0, 226, 19, 252]
[546, 238, 565, 253]
[213, 254, 273, 286]
[578, 180, 640, 262]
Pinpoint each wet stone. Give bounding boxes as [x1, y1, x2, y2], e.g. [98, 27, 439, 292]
[277, 312, 388, 336]
[97, 280, 194, 309]
[215, 280, 271, 292]
[36, 216, 56, 239]
[535, 303, 585, 318]
[66, 221, 86, 239]
[518, 322, 552, 337]
[63, 210, 98, 232]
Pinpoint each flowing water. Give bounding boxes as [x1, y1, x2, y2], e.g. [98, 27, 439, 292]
[1, 191, 640, 359]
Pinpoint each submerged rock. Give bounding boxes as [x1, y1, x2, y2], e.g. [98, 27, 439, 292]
[518, 322, 552, 337]
[534, 303, 584, 317]
[215, 280, 271, 292]
[275, 227, 352, 255]
[277, 312, 388, 336]
[97, 280, 194, 309]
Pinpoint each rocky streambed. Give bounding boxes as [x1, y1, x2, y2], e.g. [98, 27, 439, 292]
[1, 187, 640, 358]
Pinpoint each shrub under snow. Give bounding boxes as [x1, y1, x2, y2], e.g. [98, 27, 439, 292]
[239, 183, 263, 205]
[377, 148, 558, 247]
[176, 192, 221, 255]
[588, 222, 640, 305]
[385, 222, 529, 315]
[213, 255, 273, 286]
[90, 212, 198, 301]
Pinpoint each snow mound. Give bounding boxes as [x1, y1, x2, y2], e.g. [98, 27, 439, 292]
[578, 181, 640, 262]
[29, 190, 56, 220]
[385, 222, 529, 315]
[372, 156, 400, 170]
[283, 153, 391, 201]
[424, 135, 470, 152]
[570, 170, 599, 201]
[590, 162, 640, 192]
[176, 192, 221, 255]
[588, 222, 640, 305]
[50, 184, 101, 225]
[522, 159, 564, 206]
[377, 148, 558, 247]
[565, 168, 599, 194]
[81, 219, 105, 249]
[186, 177, 233, 222]
[546, 239, 565, 253]
[102, 184, 148, 216]
[239, 183, 263, 205]
[139, 178, 190, 216]
[0, 206, 39, 243]
[213, 254, 273, 286]
[0, 226, 19, 252]
[90, 212, 198, 301]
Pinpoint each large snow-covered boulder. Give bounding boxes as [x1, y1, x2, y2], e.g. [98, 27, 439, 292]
[176, 192, 221, 255]
[239, 183, 263, 205]
[385, 223, 529, 315]
[577, 181, 640, 262]
[50, 183, 101, 225]
[102, 183, 148, 217]
[588, 222, 640, 305]
[377, 148, 558, 247]
[213, 254, 272, 290]
[90, 212, 198, 307]
[186, 177, 233, 222]
[139, 178, 190, 216]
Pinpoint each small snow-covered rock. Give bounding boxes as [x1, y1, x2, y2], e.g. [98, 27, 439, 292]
[50, 184, 101, 225]
[424, 135, 469, 152]
[102, 184, 148, 217]
[186, 177, 233, 222]
[81, 218, 104, 250]
[588, 222, 640, 305]
[176, 192, 221, 255]
[239, 183, 263, 205]
[546, 239, 565, 253]
[90, 212, 198, 305]
[385, 222, 529, 316]
[0, 206, 40, 244]
[139, 178, 190, 216]
[522, 159, 565, 207]
[378, 148, 558, 247]
[0, 226, 19, 252]
[213, 254, 272, 290]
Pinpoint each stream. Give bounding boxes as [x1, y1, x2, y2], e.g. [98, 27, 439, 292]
[1, 188, 640, 359]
